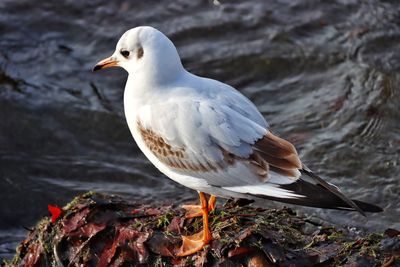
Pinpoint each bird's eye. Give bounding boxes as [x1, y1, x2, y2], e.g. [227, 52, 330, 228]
[120, 50, 130, 58]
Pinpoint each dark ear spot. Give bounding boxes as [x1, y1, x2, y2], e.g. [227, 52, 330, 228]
[137, 46, 144, 59]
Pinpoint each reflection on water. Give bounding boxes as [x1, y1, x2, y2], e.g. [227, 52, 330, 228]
[1, 0, 400, 260]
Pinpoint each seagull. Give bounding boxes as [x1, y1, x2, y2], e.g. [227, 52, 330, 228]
[93, 26, 382, 256]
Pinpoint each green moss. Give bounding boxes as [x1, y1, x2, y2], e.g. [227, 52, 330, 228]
[358, 233, 383, 258]
[303, 236, 319, 249]
[328, 230, 344, 241]
[64, 191, 97, 211]
[156, 212, 172, 229]
[333, 233, 384, 266]
[132, 219, 144, 229]
[64, 196, 83, 211]
[339, 240, 356, 255]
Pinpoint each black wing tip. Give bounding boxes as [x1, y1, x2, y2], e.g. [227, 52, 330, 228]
[352, 199, 384, 213]
[250, 177, 383, 215]
[253, 193, 382, 214]
[298, 169, 383, 215]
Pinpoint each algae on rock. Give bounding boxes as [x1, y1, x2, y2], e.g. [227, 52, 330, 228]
[5, 192, 400, 266]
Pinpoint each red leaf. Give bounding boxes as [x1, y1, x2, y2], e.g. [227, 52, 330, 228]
[145, 208, 161, 216]
[98, 226, 150, 267]
[48, 204, 62, 223]
[61, 207, 91, 235]
[167, 216, 183, 234]
[385, 228, 400, 238]
[147, 232, 177, 257]
[23, 242, 43, 266]
[131, 209, 141, 215]
[98, 241, 118, 267]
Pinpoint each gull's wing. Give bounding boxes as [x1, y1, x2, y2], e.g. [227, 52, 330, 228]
[137, 97, 270, 187]
[137, 96, 381, 214]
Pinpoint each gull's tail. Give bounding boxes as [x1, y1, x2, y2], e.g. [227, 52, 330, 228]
[226, 169, 383, 215]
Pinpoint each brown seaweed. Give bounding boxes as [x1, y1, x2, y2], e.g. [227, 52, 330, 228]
[4, 192, 399, 267]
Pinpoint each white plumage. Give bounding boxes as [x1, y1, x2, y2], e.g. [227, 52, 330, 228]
[94, 26, 382, 215]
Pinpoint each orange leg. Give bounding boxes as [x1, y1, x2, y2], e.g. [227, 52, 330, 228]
[177, 192, 213, 256]
[181, 195, 216, 218]
[208, 195, 216, 211]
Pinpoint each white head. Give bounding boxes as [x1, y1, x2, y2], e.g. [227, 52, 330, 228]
[93, 26, 184, 85]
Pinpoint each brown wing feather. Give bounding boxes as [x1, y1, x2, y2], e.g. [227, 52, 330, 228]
[137, 121, 269, 183]
[138, 122, 221, 172]
[139, 121, 301, 182]
[254, 133, 294, 158]
[253, 131, 302, 179]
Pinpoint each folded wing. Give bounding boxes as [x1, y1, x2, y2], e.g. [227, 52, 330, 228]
[137, 97, 382, 214]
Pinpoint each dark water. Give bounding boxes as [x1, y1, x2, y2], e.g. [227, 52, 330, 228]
[1, 0, 399, 260]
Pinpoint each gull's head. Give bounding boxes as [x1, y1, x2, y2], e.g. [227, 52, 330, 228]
[93, 26, 184, 84]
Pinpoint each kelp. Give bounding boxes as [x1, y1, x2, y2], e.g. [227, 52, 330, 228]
[4, 192, 399, 266]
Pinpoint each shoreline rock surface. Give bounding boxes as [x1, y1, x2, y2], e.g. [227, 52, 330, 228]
[4, 192, 399, 266]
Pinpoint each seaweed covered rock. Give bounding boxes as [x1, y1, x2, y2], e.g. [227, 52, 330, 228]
[4, 192, 400, 266]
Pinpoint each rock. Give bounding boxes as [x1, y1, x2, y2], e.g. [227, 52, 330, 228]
[3, 192, 400, 267]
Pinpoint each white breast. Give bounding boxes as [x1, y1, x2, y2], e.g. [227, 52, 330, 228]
[123, 83, 210, 192]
